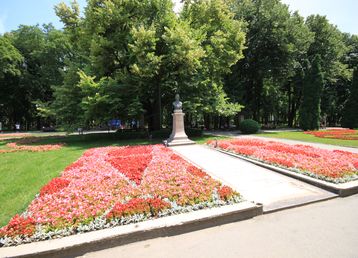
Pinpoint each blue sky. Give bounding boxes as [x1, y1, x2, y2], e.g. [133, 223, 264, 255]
[281, 0, 358, 35]
[0, 0, 87, 34]
[0, 0, 357, 35]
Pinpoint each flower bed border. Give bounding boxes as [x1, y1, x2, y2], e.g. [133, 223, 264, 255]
[210, 146, 358, 197]
[0, 201, 262, 258]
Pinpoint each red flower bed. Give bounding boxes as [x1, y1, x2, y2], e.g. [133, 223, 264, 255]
[0, 133, 31, 139]
[208, 138, 358, 182]
[1, 145, 239, 244]
[0, 137, 63, 154]
[304, 129, 358, 140]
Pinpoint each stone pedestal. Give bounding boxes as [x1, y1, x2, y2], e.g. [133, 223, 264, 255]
[165, 110, 195, 146]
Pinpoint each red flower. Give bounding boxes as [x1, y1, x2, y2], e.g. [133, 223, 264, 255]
[353, 161, 358, 170]
[304, 129, 358, 140]
[106, 198, 171, 219]
[187, 165, 208, 178]
[106, 152, 152, 185]
[218, 186, 236, 201]
[0, 215, 36, 238]
[40, 178, 70, 196]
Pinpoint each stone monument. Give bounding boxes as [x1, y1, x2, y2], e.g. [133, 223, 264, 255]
[165, 94, 195, 146]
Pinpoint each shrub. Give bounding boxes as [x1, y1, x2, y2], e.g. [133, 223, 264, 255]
[239, 119, 260, 134]
[299, 55, 323, 130]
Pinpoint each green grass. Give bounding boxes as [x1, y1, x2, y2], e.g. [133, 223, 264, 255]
[255, 131, 358, 148]
[0, 133, 220, 227]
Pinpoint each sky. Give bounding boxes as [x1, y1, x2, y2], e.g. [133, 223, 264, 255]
[0, 0, 357, 35]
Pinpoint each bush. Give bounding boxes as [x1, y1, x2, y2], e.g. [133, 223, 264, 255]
[239, 119, 260, 134]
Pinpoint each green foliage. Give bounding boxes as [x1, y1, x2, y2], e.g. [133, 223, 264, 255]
[226, 0, 313, 121]
[299, 55, 324, 130]
[239, 119, 260, 134]
[180, 0, 246, 118]
[306, 15, 346, 80]
[0, 25, 69, 130]
[0, 37, 23, 78]
[341, 68, 358, 129]
[344, 34, 358, 69]
[306, 15, 348, 123]
[51, 0, 245, 130]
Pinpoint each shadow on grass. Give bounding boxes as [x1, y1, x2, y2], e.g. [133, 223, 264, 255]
[0, 132, 228, 152]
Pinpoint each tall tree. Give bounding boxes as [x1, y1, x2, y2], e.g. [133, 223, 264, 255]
[299, 55, 323, 130]
[6, 25, 70, 129]
[51, 0, 245, 130]
[305, 15, 347, 125]
[180, 0, 245, 129]
[341, 68, 358, 129]
[0, 36, 23, 128]
[226, 0, 312, 123]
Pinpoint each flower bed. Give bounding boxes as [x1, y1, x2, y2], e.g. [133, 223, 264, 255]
[0, 145, 240, 246]
[304, 129, 358, 140]
[0, 133, 31, 139]
[0, 137, 63, 154]
[208, 138, 358, 183]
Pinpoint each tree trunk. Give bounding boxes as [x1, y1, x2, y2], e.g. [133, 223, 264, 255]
[152, 84, 162, 130]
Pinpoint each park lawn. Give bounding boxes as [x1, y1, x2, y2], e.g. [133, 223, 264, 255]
[255, 131, 358, 148]
[0, 134, 223, 227]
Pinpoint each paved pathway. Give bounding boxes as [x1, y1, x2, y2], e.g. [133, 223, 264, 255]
[171, 145, 336, 212]
[82, 194, 358, 258]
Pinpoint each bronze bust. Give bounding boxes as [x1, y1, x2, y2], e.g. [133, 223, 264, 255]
[173, 94, 182, 110]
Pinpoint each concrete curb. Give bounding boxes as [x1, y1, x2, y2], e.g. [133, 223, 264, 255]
[211, 147, 358, 197]
[0, 202, 262, 258]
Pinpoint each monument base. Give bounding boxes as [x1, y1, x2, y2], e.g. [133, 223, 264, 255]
[166, 137, 195, 147]
[165, 110, 195, 147]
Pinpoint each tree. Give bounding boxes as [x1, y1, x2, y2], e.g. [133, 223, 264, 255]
[306, 15, 347, 125]
[51, 0, 245, 130]
[341, 68, 358, 129]
[0, 37, 23, 79]
[1, 25, 70, 129]
[0, 36, 24, 129]
[226, 0, 312, 124]
[299, 55, 323, 130]
[180, 0, 245, 129]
